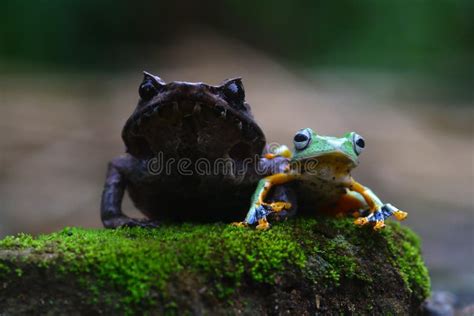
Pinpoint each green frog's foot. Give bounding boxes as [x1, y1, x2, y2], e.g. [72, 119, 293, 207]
[354, 203, 407, 231]
[373, 220, 386, 231]
[354, 206, 384, 228]
[393, 210, 408, 221]
[381, 203, 408, 222]
[256, 218, 271, 231]
[261, 201, 292, 212]
[354, 216, 369, 226]
[231, 221, 249, 228]
[354, 214, 385, 231]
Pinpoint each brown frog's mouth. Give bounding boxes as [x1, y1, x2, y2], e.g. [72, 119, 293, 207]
[122, 95, 265, 162]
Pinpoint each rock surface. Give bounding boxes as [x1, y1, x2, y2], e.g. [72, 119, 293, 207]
[0, 218, 430, 314]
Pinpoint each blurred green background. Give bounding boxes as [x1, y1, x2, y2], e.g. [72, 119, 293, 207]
[1, 0, 473, 95]
[1, 0, 473, 308]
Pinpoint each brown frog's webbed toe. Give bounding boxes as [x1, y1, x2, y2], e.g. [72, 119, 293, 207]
[103, 215, 159, 229]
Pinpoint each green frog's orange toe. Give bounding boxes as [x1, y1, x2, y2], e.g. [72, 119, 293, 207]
[354, 217, 369, 226]
[268, 201, 292, 212]
[373, 220, 386, 231]
[260, 201, 291, 212]
[231, 221, 248, 228]
[256, 218, 271, 231]
[393, 210, 408, 221]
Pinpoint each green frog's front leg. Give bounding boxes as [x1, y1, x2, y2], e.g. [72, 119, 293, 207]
[350, 178, 407, 230]
[233, 173, 294, 230]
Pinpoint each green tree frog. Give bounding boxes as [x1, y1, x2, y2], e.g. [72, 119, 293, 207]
[234, 128, 407, 230]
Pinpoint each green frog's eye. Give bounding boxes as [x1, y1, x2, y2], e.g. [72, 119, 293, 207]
[293, 128, 312, 150]
[353, 133, 365, 155]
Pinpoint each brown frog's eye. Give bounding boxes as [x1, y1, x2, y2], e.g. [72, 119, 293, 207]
[138, 71, 165, 101]
[139, 79, 157, 101]
[222, 78, 245, 108]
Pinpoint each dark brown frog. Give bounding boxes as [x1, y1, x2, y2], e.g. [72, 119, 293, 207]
[100, 72, 266, 228]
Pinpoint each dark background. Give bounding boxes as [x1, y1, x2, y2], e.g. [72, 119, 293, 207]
[1, 0, 473, 307]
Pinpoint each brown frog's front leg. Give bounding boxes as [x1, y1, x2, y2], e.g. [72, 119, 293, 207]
[101, 156, 159, 229]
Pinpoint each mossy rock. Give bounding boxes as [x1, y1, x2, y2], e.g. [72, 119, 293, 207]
[0, 218, 430, 315]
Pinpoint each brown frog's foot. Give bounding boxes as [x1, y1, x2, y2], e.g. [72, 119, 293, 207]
[261, 201, 292, 212]
[103, 216, 159, 229]
[231, 221, 249, 228]
[256, 218, 271, 231]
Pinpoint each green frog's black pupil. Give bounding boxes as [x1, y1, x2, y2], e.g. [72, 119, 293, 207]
[139, 81, 156, 100]
[294, 134, 308, 142]
[356, 138, 365, 148]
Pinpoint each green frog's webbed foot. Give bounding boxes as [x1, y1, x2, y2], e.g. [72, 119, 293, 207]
[354, 204, 407, 231]
[354, 212, 385, 231]
[260, 201, 292, 213]
[103, 215, 160, 229]
[256, 218, 271, 231]
[393, 209, 408, 221]
[231, 221, 249, 228]
[235, 202, 292, 231]
[383, 203, 408, 221]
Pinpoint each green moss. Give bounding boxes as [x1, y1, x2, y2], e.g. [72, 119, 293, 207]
[288, 218, 370, 286]
[0, 218, 430, 312]
[384, 222, 431, 300]
[14, 267, 23, 277]
[0, 223, 305, 308]
[0, 262, 10, 274]
[317, 235, 360, 284]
